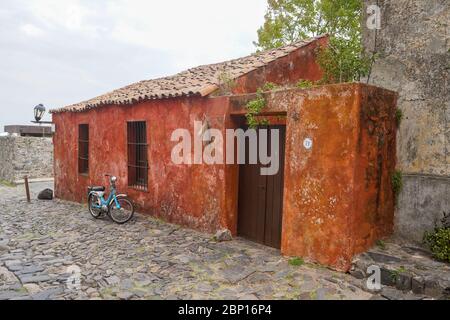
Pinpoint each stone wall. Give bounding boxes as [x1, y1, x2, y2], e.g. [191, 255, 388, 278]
[0, 136, 15, 183]
[0, 136, 53, 184]
[363, 0, 449, 242]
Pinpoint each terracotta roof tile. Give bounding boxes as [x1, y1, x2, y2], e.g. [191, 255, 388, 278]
[51, 35, 325, 113]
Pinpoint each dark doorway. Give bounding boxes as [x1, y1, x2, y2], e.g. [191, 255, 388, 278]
[237, 125, 286, 249]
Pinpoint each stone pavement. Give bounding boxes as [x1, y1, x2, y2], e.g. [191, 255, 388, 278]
[0, 182, 439, 300]
[351, 240, 450, 299]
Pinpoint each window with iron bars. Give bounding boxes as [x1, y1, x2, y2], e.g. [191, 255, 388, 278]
[78, 124, 89, 174]
[127, 121, 148, 190]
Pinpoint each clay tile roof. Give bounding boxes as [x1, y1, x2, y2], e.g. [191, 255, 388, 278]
[51, 35, 326, 113]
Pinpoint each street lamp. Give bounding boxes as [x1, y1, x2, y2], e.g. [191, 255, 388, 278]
[32, 104, 52, 124]
[34, 104, 46, 122]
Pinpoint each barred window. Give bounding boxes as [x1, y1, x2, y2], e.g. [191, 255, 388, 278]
[127, 121, 148, 191]
[78, 124, 89, 174]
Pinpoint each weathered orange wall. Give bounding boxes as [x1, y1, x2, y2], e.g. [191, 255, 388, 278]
[231, 36, 328, 94]
[352, 86, 397, 254]
[53, 97, 231, 232]
[280, 84, 397, 271]
[224, 84, 397, 271]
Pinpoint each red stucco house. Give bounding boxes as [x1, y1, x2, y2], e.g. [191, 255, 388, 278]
[50, 35, 398, 271]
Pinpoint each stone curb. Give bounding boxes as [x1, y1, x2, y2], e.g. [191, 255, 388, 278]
[350, 259, 449, 299]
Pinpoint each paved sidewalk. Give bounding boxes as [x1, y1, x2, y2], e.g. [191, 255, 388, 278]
[0, 182, 425, 300]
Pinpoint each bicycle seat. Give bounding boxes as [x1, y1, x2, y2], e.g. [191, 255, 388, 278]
[89, 186, 105, 192]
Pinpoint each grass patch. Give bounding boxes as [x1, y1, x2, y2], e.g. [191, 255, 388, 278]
[15, 287, 28, 294]
[288, 257, 305, 267]
[0, 179, 15, 187]
[376, 240, 386, 250]
[100, 287, 115, 297]
[285, 272, 295, 281]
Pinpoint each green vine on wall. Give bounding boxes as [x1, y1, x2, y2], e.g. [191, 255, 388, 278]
[395, 109, 403, 127]
[296, 79, 315, 89]
[392, 170, 403, 206]
[245, 83, 278, 129]
[261, 82, 278, 91]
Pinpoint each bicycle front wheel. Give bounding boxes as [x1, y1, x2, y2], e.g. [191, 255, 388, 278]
[108, 197, 135, 224]
[88, 193, 102, 219]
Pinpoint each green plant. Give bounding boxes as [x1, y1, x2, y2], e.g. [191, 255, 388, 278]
[255, 0, 370, 83]
[376, 240, 386, 250]
[389, 266, 407, 282]
[316, 37, 372, 83]
[0, 179, 15, 187]
[297, 79, 314, 89]
[392, 170, 403, 205]
[261, 82, 278, 91]
[245, 83, 278, 128]
[389, 269, 399, 282]
[217, 71, 237, 95]
[288, 257, 305, 266]
[245, 89, 267, 129]
[398, 266, 407, 273]
[424, 216, 450, 263]
[395, 109, 403, 126]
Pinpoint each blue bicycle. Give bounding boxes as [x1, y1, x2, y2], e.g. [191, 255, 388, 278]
[87, 174, 135, 224]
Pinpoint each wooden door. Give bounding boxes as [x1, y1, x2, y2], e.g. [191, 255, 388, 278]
[238, 125, 286, 249]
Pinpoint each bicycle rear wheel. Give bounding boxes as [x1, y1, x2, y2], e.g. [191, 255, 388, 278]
[108, 196, 135, 224]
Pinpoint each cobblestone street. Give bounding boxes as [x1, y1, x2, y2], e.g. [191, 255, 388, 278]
[0, 182, 401, 300]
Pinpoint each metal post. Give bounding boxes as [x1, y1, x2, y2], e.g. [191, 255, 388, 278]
[24, 176, 31, 203]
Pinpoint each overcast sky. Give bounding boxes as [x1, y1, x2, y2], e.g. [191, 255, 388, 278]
[0, 0, 267, 131]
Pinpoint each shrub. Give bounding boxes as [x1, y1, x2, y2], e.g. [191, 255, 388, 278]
[424, 227, 450, 263]
[424, 228, 450, 262]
